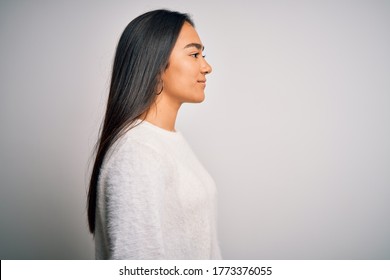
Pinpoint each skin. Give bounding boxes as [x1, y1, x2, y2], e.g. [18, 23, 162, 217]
[143, 22, 212, 131]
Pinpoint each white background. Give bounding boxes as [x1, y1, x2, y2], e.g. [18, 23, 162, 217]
[0, 0, 389, 259]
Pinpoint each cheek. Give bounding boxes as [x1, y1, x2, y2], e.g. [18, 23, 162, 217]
[165, 61, 196, 89]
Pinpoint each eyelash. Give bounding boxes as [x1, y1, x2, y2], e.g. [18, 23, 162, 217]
[191, 53, 206, 59]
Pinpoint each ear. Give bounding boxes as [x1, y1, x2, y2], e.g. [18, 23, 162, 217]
[160, 66, 168, 83]
[156, 79, 164, 95]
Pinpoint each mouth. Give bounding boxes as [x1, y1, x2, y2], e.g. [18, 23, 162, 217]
[197, 80, 206, 88]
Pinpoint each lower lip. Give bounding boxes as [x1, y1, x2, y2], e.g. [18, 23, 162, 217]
[198, 82, 206, 88]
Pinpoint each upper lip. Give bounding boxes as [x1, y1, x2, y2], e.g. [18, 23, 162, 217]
[198, 79, 206, 83]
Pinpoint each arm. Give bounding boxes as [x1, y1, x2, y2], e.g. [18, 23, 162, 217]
[102, 142, 168, 259]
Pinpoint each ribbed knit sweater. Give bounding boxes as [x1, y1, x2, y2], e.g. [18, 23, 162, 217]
[94, 120, 221, 259]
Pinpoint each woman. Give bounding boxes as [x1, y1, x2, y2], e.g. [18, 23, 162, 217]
[87, 9, 221, 259]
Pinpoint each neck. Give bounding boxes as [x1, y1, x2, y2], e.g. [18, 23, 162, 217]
[143, 97, 181, 132]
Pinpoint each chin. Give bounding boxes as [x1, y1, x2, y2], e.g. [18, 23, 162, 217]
[181, 90, 205, 103]
[189, 95, 205, 103]
[192, 91, 206, 103]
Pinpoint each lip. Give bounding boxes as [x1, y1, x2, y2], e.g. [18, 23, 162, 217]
[197, 80, 206, 88]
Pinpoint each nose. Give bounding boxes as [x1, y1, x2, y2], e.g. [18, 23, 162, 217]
[201, 57, 212, 74]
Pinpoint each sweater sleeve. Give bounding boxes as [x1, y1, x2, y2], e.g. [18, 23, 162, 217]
[100, 141, 168, 259]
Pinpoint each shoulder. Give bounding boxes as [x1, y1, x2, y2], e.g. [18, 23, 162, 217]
[103, 136, 163, 174]
[97, 125, 173, 197]
[101, 122, 178, 175]
[100, 120, 190, 181]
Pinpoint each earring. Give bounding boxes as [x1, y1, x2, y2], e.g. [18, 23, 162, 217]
[156, 80, 163, 95]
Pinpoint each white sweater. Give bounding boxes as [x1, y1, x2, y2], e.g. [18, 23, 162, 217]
[94, 120, 221, 259]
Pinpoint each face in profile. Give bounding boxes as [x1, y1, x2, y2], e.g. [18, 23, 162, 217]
[161, 22, 212, 105]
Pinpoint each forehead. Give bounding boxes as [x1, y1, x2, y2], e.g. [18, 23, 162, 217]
[174, 22, 202, 49]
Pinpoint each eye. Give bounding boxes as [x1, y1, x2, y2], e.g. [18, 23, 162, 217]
[191, 53, 200, 58]
[191, 53, 206, 59]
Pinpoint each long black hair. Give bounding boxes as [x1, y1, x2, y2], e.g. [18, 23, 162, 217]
[88, 9, 194, 234]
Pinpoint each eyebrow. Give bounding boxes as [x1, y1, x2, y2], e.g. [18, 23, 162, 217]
[184, 43, 204, 51]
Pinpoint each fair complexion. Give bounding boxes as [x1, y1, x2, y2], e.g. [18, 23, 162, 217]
[143, 22, 212, 131]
